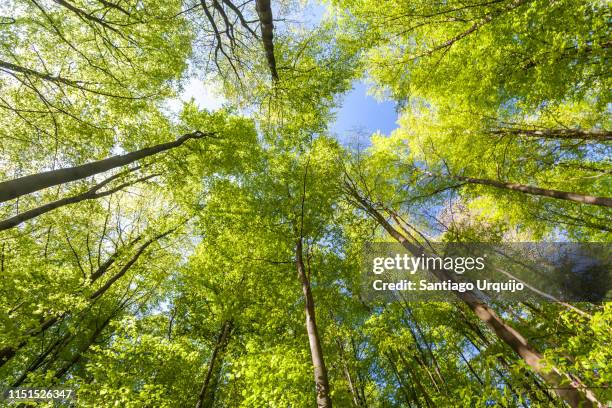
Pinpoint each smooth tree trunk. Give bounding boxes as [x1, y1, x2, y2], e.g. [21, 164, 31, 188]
[452, 174, 612, 208]
[0, 131, 212, 202]
[493, 128, 612, 142]
[402, 305, 447, 391]
[385, 351, 418, 406]
[336, 338, 365, 408]
[398, 315, 443, 393]
[398, 352, 434, 408]
[23, 295, 143, 386]
[195, 320, 233, 408]
[460, 314, 555, 405]
[0, 171, 157, 231]
[90, 235, 144, 282]
[255, 0, 278, 80]
[296, 238, 332, 408]
[0, 229, 173, 368]
[346, 184, 603, 408]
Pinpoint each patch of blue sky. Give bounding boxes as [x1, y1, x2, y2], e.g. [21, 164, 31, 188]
[330, 81, 399, 146]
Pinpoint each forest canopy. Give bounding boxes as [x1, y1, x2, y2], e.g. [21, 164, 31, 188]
[0, 0, 610, 407]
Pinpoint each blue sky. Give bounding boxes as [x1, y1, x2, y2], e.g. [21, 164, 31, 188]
[330, 81, 398, 143]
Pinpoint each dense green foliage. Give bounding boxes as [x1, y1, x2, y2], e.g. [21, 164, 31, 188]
[0, 0, 610, 407]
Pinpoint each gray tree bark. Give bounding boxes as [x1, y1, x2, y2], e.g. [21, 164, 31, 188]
[0, 131, 212, 202]
[296, 238, 332, 407]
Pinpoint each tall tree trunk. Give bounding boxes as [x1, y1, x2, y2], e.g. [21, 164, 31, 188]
[351, 338, 368, 407]
[88, 228, 175, 301]
[90, 235, 144, 283]
[462, 320, 557, 406]
[402, 304, 447, 391]
[397, 351, 435, 408]
[493, 128, 612, 142]
[451, 174, 612, 207]
[454, 345, 484, 386]
[296, 238, 332, 408]
[255, 0, 278, 80]
[491, 362, 531, 408]
[398, 314, 442, 393]
[0, 315, 61, 369]
[195, 320, 233, 408]
[0, 131, 212, 202]
[345, 184, 603, 408]
[336, 338, 364, 407]
[0, 172, 157, 231]
[385, 352, 417, 407]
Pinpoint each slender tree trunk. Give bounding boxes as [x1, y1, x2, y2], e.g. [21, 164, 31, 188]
[451, 174, 612, 207]
[492, 362, 531, 408]
[385, 352, 416, 406]
[0, 172, 157, 231]
[52, 293, 144, 382]
[493, 128, 612, 141]
[0, 131, 212, 202]
[195, 320, 232, 408]
[88, 229, 175, 301]
[455, 345, 484, 386]
[296, 238, 332, 408]
[397, 351, 434, 408]
[90, 235, 143, 282]
[346, 185, 603, 407]
[0, 315, 61, 368]
[336, 338, 364, 407]
[471, 323, 559, 408]
[351, 338, 368, 407]
[255, 0, 278, 80]
[342, 359, 361, 407]
[403, 304, 447, 391]
[399, 315, 442, 393]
